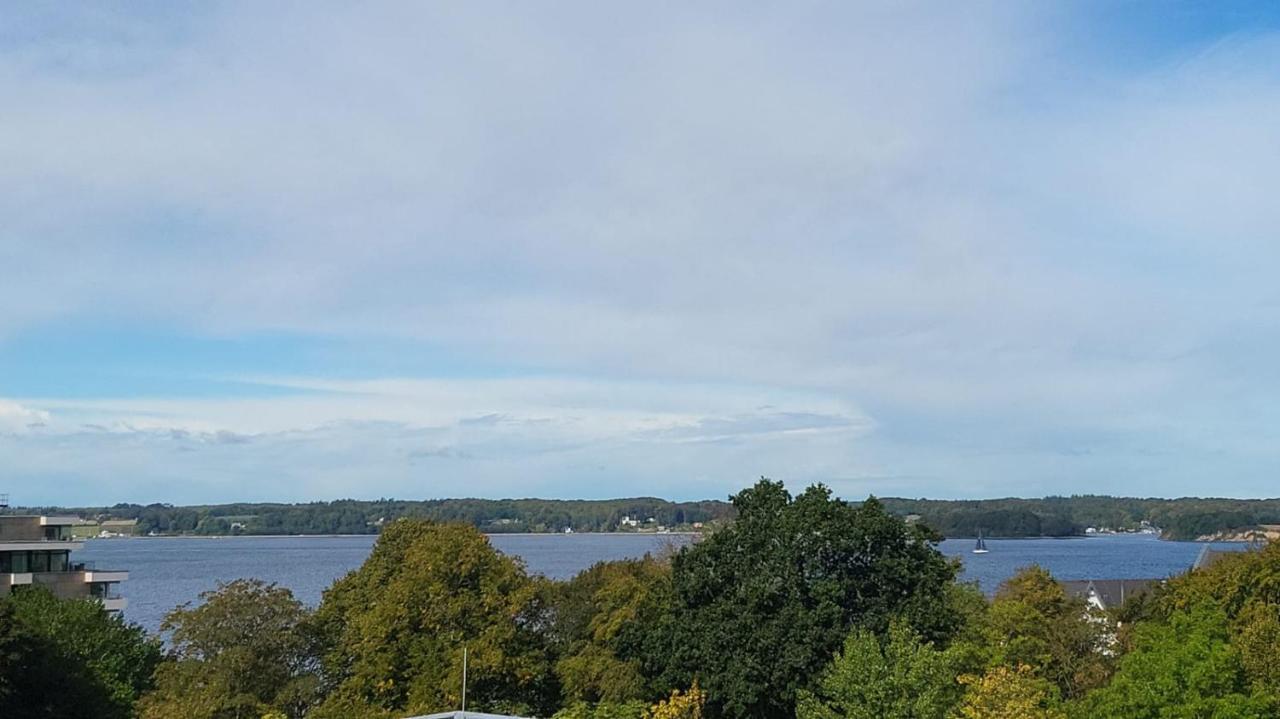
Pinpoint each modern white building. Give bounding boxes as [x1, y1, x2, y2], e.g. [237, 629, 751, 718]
[0, 515, 128, 612]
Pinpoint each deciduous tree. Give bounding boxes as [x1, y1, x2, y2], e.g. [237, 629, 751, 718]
[551, 556, 671, 704]
[139, 579, 319, 719]
[650, 479, 962, 719]
[956, 665, 1065, 719]
[796, 623, 967, 719]
[980, 567, 1111, 700]
[1069, 606, 1275, 718]
[312, 519, 556, 718]
[3, 587, 160, 719]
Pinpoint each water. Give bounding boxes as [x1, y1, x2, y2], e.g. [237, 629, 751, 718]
[79, 533, 692, 632]
[78, 532, 1245, 633]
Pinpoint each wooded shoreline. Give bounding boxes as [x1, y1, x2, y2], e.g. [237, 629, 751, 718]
[13, 493, 1280, 541]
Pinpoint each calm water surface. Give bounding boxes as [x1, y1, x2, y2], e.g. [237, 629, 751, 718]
[78, 532, 1245, 633]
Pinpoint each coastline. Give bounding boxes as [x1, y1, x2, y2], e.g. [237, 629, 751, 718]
[89, 531, 702, 540]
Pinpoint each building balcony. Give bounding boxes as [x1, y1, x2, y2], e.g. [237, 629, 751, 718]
[0, 540, 86, 552]
[83, 570, 129, 583]
[100, 596, 127, 612]
[2, 572, 34, 589]
[38, 516, 82, 527]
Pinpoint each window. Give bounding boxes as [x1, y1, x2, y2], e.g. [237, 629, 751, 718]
[43, 525, 72, 541]
[30, 552, 50, 573]
[11, 552, 29, 573]
[50, 552, 68, 572]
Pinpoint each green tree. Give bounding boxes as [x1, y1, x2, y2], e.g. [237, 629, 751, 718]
[551, 556, 671, 703]
[796, 623, 966, 719]
[1235, 602, 1280, 696]
[139, 579, 319, 719]
[649, 479, 962, 719]
[980, 567, 1111, 700]
[312, 519, 556, 718]
[1070, 606, 1275, 718]
[0, 599, 77, 717]
[553, 701, 650, 719]
[0, 588, 159, 719]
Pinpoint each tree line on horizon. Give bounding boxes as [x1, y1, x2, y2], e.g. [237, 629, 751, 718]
[6, 479, 1280, 718]
[16, 497, 737, 536]
[16, 492, 1280, 540]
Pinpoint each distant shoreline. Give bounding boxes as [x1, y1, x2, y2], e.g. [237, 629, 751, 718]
[89, 531, 702, 540]
[34, 494, 1280, 543]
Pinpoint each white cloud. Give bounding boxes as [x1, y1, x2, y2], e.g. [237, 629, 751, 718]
[0, 400, 50, 433]
[3, 4, 1280, 500]
[0, 378, 872, 503]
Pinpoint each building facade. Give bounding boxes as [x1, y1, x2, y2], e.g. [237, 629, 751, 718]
[0, 515, 128, 612]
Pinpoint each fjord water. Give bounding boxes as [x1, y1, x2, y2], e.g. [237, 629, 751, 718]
[79, 532, 1245, 633]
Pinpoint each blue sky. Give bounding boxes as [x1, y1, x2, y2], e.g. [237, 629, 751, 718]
[4, 2, 1280, 505]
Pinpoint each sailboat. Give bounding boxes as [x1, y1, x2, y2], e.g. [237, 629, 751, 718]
[972, 529, 989, 554]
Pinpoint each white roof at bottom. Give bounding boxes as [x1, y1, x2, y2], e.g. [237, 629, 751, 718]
[404, 706, 535, 711]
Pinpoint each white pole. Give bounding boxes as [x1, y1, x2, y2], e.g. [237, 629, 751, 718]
[461, 646, 468, 715]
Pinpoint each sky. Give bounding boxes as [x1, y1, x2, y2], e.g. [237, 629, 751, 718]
[4, 2, 1280, 505]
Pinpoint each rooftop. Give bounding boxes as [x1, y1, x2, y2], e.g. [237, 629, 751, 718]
[1062, 578, 1162, 610]
[407, 706, 532, 711]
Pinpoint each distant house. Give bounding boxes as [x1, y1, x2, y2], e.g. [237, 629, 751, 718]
[100, 519, 138, 535]
[1061, 579, 1161, 612]
[619, 515, 640, 528]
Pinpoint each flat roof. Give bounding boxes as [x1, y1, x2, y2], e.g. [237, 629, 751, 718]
[40, 516, 83, 526]
[0, 515, 85, 526]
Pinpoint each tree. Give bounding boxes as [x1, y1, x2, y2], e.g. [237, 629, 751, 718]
[139, 579, 319, 719]
[956, 665, 1065, 719]
[649, 479, 962, 719]
[796, 623, 967, 719]
[980, 567, 1111, 700]
[311, 519, 556, 718]
[553, 701, 650, 719]
[1152, 541, 1280, 701]
[1235, 601, 1280, 696]
[1070, 606, 1275, 718]
[551, 556, 671, 704]
[0, 599, 76, 717]
[1, 587, 161, 719]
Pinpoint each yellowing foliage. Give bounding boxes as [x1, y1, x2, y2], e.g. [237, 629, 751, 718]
[645, 682, 705, 719]
[955, 665, 1065, 719]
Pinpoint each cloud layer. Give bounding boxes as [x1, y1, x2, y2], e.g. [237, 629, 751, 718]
[3, 3, 1280, 503]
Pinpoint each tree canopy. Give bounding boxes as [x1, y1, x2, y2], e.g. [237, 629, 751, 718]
[311, 519, 557, 718]
[139, 579, 319, 719]
[797, 623, 967, 719]
[0, 588, 160, 719]
[649, 479, 962, 719]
